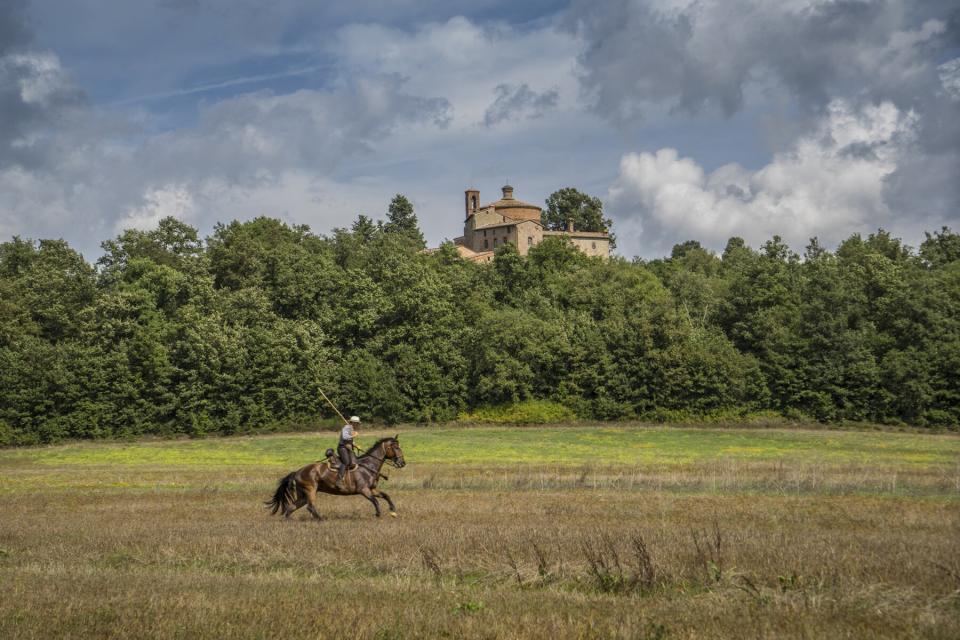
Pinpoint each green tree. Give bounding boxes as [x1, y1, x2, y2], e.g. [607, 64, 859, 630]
[920, 227, 960, 267]
[383, 194, 425, 247]
[351, 215, 379, 242]
[98, 217, 204, 285]
[541, 187, 615, 246]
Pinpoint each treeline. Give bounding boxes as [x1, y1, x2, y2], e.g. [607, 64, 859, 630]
[1, 202, 959, 443]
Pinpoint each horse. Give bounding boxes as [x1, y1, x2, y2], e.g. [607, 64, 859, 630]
[265, 436, 405, 520]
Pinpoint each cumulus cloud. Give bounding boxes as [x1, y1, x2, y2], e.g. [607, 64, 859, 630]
[3, 1, 957, 260]
[564, 0, 957, 123]
[607, 100, 924, 255]
[0, 37, 88, 170]
[0, 49, 453, 255]
[569, 1, 960, 256]
[0, 9, 582, 257]
[136, 76, 451, 183]
[331, 17, 578, 128]
[116, 185, 197, 234]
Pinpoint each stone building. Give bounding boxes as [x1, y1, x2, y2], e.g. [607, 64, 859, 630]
[449, 185, 610, 263]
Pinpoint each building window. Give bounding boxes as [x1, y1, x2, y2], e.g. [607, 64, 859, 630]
[493, 238, 498, 247]
[483, 229, 487, 237]
[471, 195, 477, 210]
[484, 239, 488, 249]
[527, 236, 533, 246]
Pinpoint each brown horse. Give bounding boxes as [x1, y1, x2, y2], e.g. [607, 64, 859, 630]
[266, 436, 405, 519]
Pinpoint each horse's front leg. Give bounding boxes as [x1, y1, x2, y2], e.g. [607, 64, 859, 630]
[360, 487, 381, 518]
[373, 489, 397, 517]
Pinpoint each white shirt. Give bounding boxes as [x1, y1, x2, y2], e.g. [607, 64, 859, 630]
[340, 424, 356, 441]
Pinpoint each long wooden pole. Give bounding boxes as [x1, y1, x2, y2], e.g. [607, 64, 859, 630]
[317, 387, 348, 425]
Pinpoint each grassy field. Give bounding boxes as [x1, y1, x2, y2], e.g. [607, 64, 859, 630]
[1, 425, 958, 639]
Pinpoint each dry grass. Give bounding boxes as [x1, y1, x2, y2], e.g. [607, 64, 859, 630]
[1, 427, 958, 639]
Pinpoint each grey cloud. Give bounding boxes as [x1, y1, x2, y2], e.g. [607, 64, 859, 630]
[137, 74, 452, 185]
[564, 0, 958, 123]
[882, 149, 960, 224]
[0, 2, 90, 171]
[483, 83, 558, 127]
[0, 63, 453, 255]
[0, 2, 452, 254]
[838, 141, 883, 162]
[939, 58, 960, 100]
[574, 0, 960, 254]
[0, 53, 88, 169]
[0, 0, 29, 54]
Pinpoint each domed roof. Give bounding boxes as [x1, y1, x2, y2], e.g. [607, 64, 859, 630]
[488, 185, 541, 212]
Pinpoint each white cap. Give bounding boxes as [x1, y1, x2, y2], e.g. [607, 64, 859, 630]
[349, 416, 360, 423]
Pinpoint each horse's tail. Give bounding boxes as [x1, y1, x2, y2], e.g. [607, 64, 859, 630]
[265, 472, 297, 515]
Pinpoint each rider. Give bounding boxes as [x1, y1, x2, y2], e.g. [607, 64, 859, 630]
[336, 416, 361, 489]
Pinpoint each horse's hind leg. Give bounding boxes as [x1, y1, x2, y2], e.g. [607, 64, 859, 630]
[360, 488, 381, 518]
[284, 497, 307, 519]
[373, 489, 397, 516]
[305, 486, 323, 520]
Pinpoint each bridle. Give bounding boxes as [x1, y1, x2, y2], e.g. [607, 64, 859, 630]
[382, 441, 405, 468]
[356, 440, 405, 473]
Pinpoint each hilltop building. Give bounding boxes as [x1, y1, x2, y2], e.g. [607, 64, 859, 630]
[447, 185, 611, 263]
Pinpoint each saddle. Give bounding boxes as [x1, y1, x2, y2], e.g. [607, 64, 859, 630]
[323, 448, 357, 473]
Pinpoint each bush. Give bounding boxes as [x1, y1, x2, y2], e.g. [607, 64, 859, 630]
[637, 408, 790, 426]
[0, 421, 13, 447]
[458, 400, 578, 424]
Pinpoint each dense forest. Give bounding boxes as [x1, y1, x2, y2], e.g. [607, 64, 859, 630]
[2, 194, 959, 444]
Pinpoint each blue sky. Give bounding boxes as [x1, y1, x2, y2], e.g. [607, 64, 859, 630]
[2, 0, 958, 259]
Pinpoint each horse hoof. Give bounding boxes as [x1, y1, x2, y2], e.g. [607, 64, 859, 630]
[390, 512, 398, 518]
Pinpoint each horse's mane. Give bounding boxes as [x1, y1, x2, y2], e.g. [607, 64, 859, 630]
[359, 437, 396, 458]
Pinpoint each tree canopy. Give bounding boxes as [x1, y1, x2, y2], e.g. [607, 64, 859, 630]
[541, 188, 615, 246]
[383, 194, 425, 248]
[2, 210, 958, 445]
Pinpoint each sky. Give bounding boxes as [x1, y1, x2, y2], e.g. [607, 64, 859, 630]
[1, 0, 958, 260]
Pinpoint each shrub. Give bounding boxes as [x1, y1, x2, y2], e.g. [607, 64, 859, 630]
[459, 400, 577, 424]
[0, 421, 12, 447]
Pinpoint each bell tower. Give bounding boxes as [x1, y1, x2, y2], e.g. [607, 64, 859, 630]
[465, 188, 480, 219]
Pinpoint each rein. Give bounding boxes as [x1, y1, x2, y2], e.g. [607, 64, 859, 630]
[355, 442, 399, 480]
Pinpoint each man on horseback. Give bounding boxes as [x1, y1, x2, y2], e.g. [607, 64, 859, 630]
[336, 416, 361, 489]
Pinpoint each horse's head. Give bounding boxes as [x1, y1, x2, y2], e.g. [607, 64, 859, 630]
[384, 435, 405, 468]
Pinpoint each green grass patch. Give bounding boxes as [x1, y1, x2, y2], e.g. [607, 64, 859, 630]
[1, 425, 957, 471]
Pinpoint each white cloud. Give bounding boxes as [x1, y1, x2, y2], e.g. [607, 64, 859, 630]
[0, 15, 594, 258]
[565, 0, 952, 122]
[331, 17, 580, 128]
[607, 101, 923, 256]
[0, 51, 453, 256]
[3, 52, 74, 105]
[117, 185, 197, 233]
[2, 4, 957, 261]
[939, 57, 960, 101]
